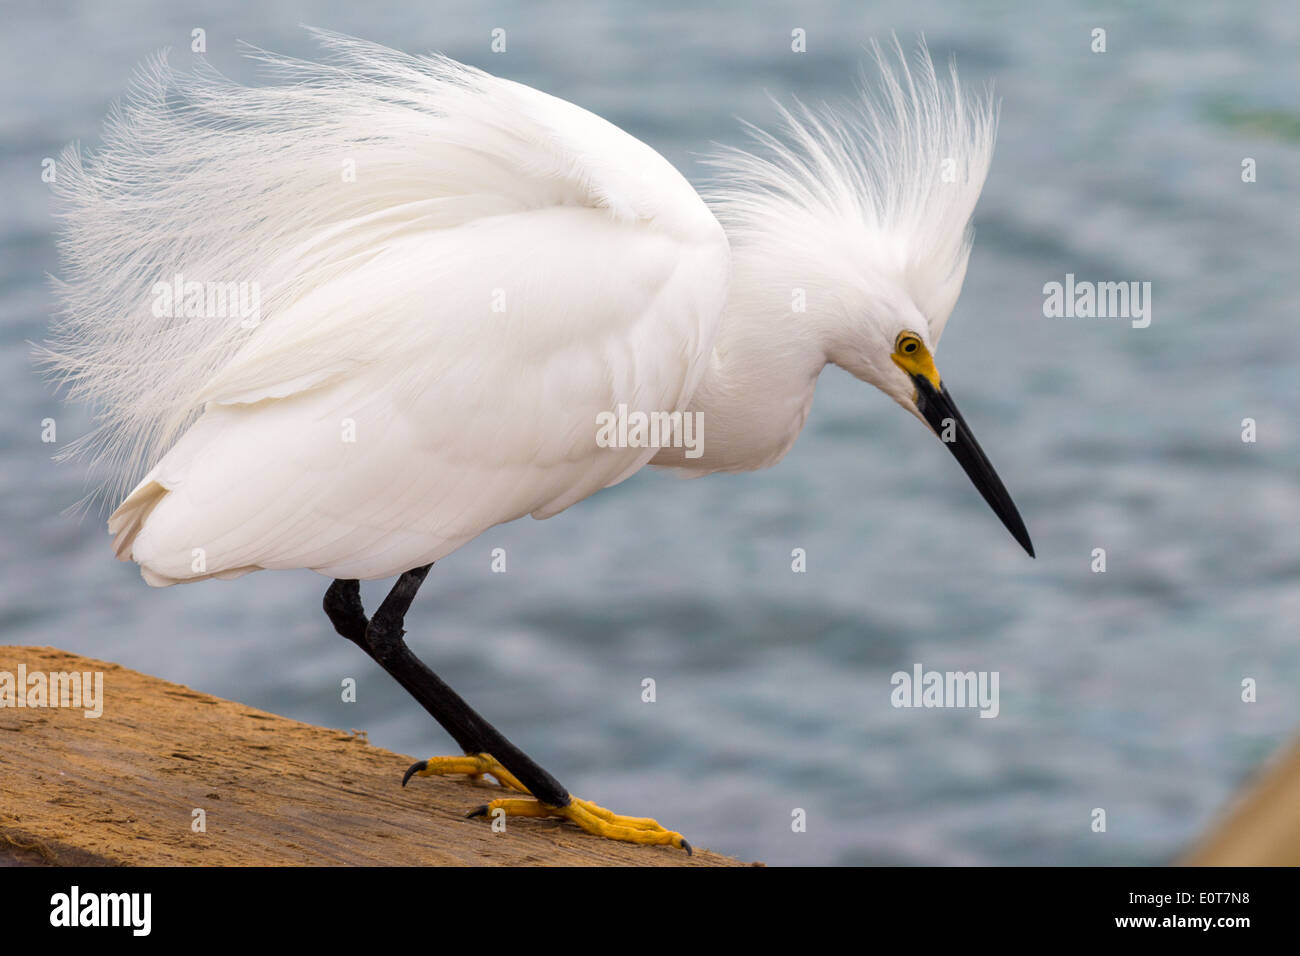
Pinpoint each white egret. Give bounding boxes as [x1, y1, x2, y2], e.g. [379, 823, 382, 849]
[44, 30, 1032, 853]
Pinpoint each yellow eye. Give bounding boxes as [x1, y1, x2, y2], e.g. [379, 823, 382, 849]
[891, 331, 941, 389]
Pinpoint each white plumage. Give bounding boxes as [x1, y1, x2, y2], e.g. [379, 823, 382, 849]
[45, 31, 1007, 585]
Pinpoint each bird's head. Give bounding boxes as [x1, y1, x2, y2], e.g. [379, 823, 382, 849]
[813, 275, 1033, 558]
[707, 37, 1033, 556]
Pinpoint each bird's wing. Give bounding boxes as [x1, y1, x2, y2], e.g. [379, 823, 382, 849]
[114, 204, 726, 584]
[46, 29, 726, 510]
[44, 31, 729, 582]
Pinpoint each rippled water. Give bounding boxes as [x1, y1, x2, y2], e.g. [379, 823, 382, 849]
[3, 0, 1298, 865]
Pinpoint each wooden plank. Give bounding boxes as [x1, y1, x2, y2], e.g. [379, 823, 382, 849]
[1183, 735, 1300, 866]
[0, 646, 747, 867]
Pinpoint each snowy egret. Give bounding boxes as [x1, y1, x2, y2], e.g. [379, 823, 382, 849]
[45, 31, 1032, 853]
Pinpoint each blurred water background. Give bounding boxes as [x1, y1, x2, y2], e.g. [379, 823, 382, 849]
[2, 0, 1298, 865]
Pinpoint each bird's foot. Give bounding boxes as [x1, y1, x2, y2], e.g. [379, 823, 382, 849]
[403, 752, 690, 854]
[469, 796, 691, 854]
[403, 752, 530, 793]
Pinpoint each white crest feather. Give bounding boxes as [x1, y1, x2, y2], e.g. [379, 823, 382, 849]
[704, 36, 997, 346]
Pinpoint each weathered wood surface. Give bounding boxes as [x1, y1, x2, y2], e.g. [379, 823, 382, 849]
[1183, 735, 1300, 866]
[0, 646, 748, 867]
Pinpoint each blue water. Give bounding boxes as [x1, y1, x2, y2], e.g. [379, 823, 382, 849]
[3, 1, 1299, 865]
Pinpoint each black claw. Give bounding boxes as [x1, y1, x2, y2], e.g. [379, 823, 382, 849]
[681, 839, 693, 856]
[466, 805, 490, 819]
[402, 760, 428, 787]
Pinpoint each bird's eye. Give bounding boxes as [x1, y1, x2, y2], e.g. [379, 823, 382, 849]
[896, 333, 922, 355]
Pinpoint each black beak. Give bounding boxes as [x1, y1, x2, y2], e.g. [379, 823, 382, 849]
[912, 376, 1034, 557]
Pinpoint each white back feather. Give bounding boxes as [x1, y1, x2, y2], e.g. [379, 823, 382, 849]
[42, 28, 708, 509]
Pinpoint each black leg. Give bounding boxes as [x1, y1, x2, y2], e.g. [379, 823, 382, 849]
[322, 565, 571, 808]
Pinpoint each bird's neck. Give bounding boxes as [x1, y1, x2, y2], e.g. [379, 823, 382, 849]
[651, 280, 831, 474]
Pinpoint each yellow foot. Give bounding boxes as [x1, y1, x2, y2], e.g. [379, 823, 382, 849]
[402, 753, 530, 793]
[402, 753, 691, 854]
[468, 796, 691, 854]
